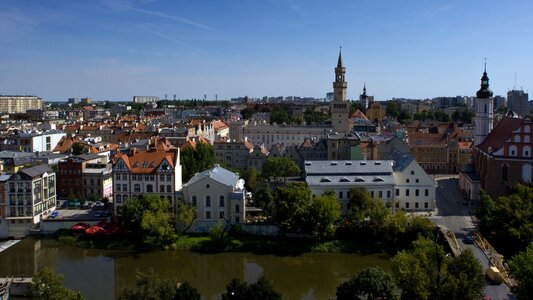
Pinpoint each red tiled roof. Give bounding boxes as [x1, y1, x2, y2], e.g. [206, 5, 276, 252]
[476, 116, 523, 153]
[351, 109, 369, 120]
[115, 149, 177, 174]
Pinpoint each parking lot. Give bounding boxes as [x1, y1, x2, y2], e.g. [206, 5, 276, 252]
[50, 200, 112, 220]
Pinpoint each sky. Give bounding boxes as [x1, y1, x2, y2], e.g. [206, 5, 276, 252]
[1, 0, 532, 102]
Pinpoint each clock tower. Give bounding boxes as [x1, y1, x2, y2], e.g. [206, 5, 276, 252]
[331, 50, 351, 133]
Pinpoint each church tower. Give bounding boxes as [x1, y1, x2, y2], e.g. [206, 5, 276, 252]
[474, 63, 494, 146]
[331, 50, 351, 133]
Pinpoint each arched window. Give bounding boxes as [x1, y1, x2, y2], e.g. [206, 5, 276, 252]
[205, 196, 211, 207]
[116, 195, 122, 203]
[134, 184, 141, 192]
[146, 184, 153, 193]
[522, 164, 532, 183]
[219, 196, 225, 207]
[122, 184, 128, 192]
[510, 145, 518, 157]
[502, 164, 508, 182]
[525, 135, 531, 143]
[191, 196, 197, 206]
[514, 135, 521, 143]
[524, 146, 531, 157]
[525, 125, 531, 133]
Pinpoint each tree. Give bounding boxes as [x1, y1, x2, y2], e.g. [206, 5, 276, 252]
[176, 201, 197, 235]
[261, 157, 301, 183]
[386, 101, 400, 119]
[336, 267, 395, 300]
[509, 242, 533, 300]
[181, 141, 216, 182]
[71, 142, 86, 155]
[254, 184, 275, 216]
[269, 105, 293, 125]
[240, 107, 256, 120]
[240, 168, 258, 191]
[29, 267, 84, 300]
[304, 108, 328, 124]
[221, 276, 281, 300]
[274, 183, 311, 233]
[307, 193, 340, 239]
[174, 281, 201, 300]
[121, 194, 176, 248]
[392, 237, 484, 300]
[118, 269, 184, 300]
[347, 187, 389, 238]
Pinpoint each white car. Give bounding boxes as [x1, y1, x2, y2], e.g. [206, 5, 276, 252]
[94, 201, 104, 207]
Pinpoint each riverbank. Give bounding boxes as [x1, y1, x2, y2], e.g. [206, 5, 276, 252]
[55, 230, 384, 255]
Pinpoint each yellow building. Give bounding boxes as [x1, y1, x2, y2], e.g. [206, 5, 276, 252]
[366, 101, 386, 123]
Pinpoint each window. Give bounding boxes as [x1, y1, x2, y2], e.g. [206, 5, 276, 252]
[206, 196, 211, 207]
[406, 189, 410, 196]
[416, 179, 419, 183]
[235, 216, 240, 223]
[192, 196, 197, 206]
[146, 184, 153, 192]
[514, 135, 521, 143]
[160, 185, 164, 192]
[371, 191, 375, 198]
[167, 185, 171, 193]
[167, 175, 172, 181]
[424, 202, 429, 208]
[122, 184, 128, 192]
[524, 146, 531, 157]
[219, 196, 225, 207]
[134, 184, 141, 192]
[235, 204, 240, 213]
[160, 174, 165, 181]
[219, 211, 225, 219]
[116, 195, 122, 203]
[379, 191, 383, 198]
[415, 189, 419, 196]
[405, 202, 410, 208]
[339, 191, 343, 199]
[116, 184, 121, 192]
[502, 164, 509, 182]
[510, 145, 517, 157]
[522, 164, 532, 183]
[411, 171, 414, 175]
[415, 202, 419, 208]
[387, 191, 391, 198]
[425, 189, 429, 196]
[395, 189, 399, 196]
[206, 211, 211, 219]
[406, 178, 410, 183]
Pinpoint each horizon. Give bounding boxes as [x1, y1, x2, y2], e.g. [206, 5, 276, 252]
[1, 0, 532, 102]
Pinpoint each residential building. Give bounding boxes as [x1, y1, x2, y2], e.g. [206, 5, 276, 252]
[57, 154, 112, 201]
[391, 150, 437, 211]
[112, 147, 182, 215]
[327, 132, 361, 160]
[243, 124, 329, 148]
[214, 138, 253, 170]
[2, 165, 56, 238]
[180, 165, 246, 232]
[507, 90, 529, 117]
[0, 95, 43, 113]
[0, 151, 35, 173]
[304, 160, 395, 214]
[0, 130, 66, 153]
[366, 101, 386, 123]
[133, 96, 160, 104]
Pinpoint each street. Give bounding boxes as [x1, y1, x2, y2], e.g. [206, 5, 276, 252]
[429, 176, 514, 300]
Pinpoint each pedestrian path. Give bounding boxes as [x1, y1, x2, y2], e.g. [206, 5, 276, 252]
[0, 240, 20, 253]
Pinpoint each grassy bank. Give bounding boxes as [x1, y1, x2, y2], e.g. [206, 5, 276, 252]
[54, 230, 384, 255]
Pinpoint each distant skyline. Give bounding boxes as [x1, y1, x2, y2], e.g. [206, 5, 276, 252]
[1, 0, 532, 102]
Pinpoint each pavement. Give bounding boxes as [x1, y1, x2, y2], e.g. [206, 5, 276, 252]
[429, 175, 515, 300]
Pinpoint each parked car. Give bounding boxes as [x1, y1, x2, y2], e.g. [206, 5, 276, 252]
[49, 211, 59, 218]
[94, 201, 104, 208]
[463, 234, 475, 244]
[84, 201, 95, 208]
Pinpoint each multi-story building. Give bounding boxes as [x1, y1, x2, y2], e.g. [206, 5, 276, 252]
[326, 133, 361, 160]
[0, 95, 43, 113]
[242, 124, 329, 149]
[304, 160, 395, 214]
[507, 90, 529, 117]
[2, 165, 56, 238]
[0, 130, 66, 153]
[112, 147, 182, 215]
[0, 151, 35, 173]
[214, 138, 253, 170]
[133, 96, 160, 104]
[366, 101, 386, 123]
[57, 154, 113, 201]
[180, 165, 246, 232]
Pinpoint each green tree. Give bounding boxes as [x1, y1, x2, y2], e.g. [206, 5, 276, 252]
[176, 201, 197, 235]
[269, 105, 293, 125]
[304, 108, 328, 124]
[386, 101, 400, 119]
[241, 168, 258, 191]
[71, 142, 86, 155]
[336, 267, 396, 300]
[261, 157, 301, 183]
[221, 276, 281, 300]
[392, 237, 484, 300]
[509, 242, 533, 300]
[181, 141, 216, 182]
[307, 193, 341, 239]
[254, 184, 275, 216]
[274, 183, 311, 233]
[240, 107, 256, 120]
[347, 187, 389, 238]
[118, 269, 181, 300]
[29, 267, 84, 300]
[121, 194, 176, 248]
[174, 281, 201, 300]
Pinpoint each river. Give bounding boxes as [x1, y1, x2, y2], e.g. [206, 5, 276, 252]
[0, 238, 390, 300]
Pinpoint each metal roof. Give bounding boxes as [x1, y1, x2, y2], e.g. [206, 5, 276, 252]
[184, 165, 239, 188]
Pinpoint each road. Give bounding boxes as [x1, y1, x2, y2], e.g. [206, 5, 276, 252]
[429, 176, 514, 300]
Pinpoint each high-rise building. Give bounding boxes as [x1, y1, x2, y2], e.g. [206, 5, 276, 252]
[0, 95, 43, 113]
[474, 64, 494, 146]
[507, 90, 529, 117]
[133, 96, 160, 103]
[331, 50, 351, 133]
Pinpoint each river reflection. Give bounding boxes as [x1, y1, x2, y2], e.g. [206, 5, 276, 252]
[0, 238, 390, 300]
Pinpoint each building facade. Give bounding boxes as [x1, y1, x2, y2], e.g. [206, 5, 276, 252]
[507, 90, 529, 117]
[331, 51, 351, 133]
[0, 95, 43, 113]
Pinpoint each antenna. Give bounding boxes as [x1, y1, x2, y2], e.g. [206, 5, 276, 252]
[514, 72, 517, 90]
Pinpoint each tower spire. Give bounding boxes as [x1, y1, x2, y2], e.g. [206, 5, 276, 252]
[477, 60, 493, 99]
[337, 47, 343, 68]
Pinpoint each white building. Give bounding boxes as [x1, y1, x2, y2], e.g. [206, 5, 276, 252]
[1, 130, 66, 153]
[112, 147, 182, 215]
[304, 160, 395, 214]
[1, 165, 56, 238]
[180, 165, 246, 232]
[390, 151, 437, 211]
[133, 96, 160, 104]
[0, 95, 43, 113]
[243, 124, 329, 148]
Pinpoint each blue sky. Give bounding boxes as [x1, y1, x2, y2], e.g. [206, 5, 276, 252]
[1, 0, 532, 102]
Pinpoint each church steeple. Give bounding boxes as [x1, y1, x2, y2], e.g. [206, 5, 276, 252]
[476, 62, 493, 99]
[337, 48, 343, 68]
[331, 49, 350, 133]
